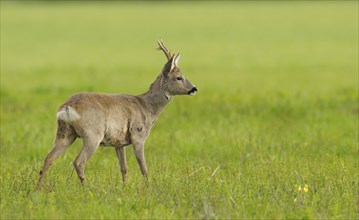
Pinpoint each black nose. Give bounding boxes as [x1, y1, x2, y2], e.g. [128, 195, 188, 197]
[188, 87, 198, 95]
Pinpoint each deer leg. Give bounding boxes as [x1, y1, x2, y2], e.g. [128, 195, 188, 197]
[37, 130, 77, 189]
[73, 136, 100, 183]
[132, 141, 148, 179]
[115, 147, 127, 182]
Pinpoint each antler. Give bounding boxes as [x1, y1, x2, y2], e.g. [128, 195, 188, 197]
[157, 39, 172, 60]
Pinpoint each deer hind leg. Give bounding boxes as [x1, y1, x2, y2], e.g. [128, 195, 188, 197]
[73, 135, 101, 183]
[115, 147, 127, 182]
[37, 121, 77, 189]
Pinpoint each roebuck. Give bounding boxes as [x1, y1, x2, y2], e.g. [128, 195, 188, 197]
[37, 40, 197, 188]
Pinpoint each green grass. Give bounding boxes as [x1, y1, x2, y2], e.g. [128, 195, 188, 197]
[1, 1, 358, 219]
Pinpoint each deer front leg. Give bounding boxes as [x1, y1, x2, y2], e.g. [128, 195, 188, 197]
[115, 147, 127, 182]
[132, 140, 148, 179]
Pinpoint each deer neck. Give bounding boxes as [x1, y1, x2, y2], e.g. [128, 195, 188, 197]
[140, 74, 171, 118]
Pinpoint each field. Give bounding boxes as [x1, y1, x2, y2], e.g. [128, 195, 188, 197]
[1, 1, 358, 219]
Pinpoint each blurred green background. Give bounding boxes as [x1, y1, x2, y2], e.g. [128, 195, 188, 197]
[1, 1, 358, 219]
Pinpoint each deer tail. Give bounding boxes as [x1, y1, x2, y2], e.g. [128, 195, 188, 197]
[56, 106, 80, 122]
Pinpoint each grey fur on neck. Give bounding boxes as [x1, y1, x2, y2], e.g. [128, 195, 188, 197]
[140, 74, 171, 117]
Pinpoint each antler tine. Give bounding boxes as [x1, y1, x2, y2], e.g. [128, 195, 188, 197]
[157, 39, 172, 60]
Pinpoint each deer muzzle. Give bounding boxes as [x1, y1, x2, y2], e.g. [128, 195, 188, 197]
[188, 87, 198, 96]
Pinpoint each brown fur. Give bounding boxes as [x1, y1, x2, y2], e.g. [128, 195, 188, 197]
[37, 41, 197, 188]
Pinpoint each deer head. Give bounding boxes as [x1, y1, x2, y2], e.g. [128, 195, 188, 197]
[157, 40, 198, 98]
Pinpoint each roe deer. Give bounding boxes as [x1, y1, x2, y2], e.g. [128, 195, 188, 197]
[37, 40, 197, 188]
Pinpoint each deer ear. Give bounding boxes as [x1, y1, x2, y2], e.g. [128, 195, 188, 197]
[174, 53, 180, 67]
[168, 53, 179, 74]
[162, 55, 175, 78]
[170, 54, 177, 72]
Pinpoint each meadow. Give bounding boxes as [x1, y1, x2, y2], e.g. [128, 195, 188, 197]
[0, 1, 358, 219]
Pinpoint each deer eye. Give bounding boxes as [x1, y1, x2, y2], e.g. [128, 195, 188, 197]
[176, 77, 183, 81]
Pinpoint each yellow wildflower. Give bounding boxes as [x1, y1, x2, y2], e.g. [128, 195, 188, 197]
[303, 184, 309, 193]
[296, 184, 309, 193]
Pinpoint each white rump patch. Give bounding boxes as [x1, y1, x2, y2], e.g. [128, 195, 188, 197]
[56, 106, 80, 122]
